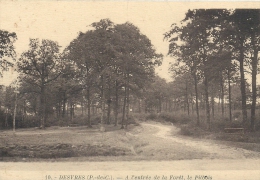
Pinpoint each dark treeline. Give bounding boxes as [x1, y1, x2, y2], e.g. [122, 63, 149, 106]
[0, 19, 162, 131]
[164, 9, 260, 131]
[1, 9, 260, 132]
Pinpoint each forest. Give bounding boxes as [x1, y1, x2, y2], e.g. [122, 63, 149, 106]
[1, 9, 260, 133]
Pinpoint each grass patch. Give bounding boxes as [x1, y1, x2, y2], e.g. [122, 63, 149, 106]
[179, 123, 209, 137]
[145, 112, 192, 124]
[0, 124, 136, 160]
[0, 143, 131, 159]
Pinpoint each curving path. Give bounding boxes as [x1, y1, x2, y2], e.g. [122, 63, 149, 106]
[1, 122, 260, 180]
[140, 122, 260, 159]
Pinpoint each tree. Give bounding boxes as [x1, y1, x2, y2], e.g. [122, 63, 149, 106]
[228, 10, 250, 125]
[246, 10, 260, 131]
[113, 22, 162, 128]
[66, 19, 162, 130]
[91, 19, 116, 131]
[166, 9, 242, 129]
[219, 9, 260, 128]
[18, 39, 62, 128]
[143, 76, 169, 113]
[65, 31, 98, 127]
[0, 30, 17, 76]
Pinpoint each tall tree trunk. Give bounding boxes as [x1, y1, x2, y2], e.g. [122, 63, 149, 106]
[228, 68, 232, 122]
[126, 74, 130, 129]
[22, 100, 26, 124]
[239, 44, 247, 125]
[193, 66, 200, 126]
[201, 93, 205, 111]
[158, 97, 162, 113]
[100, 75, 105, 132]
[107, 81, 111, 125]
[92, 103, 95, 114]
[185, 80, 190, 116]
[40, 85, 46, 129]
[218, 95, 221, 112]
[87, 88, 92, 127]
[57, 102, 61, 125]
[107, 100, 111, 125]
[211, 93, 215, 119]
[251, 33, 258, 131]
[5, 108, 8, 127]
[62, 92, 66, 118]
[70, 102, 74, 122]
[13, 91, 17, 132]
[81, 100, 84, 116]
[121, 80, 127, 129]
[204, 76, 211, 130]
[114, 81, 119, 126]
[191, 93, 194, 115]
[220, 72, 224, 118]
[144, 100, 147, 113]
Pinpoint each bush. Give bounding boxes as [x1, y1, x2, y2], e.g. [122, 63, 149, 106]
[116, 113, 138, 125]
[158, 112, 192, 124]
[158, 112, 175, 122]
[210, 120, 227, 132]
[180, 125, 193, 136]
[145, 113, 158, 120]
[132, 113, 146, 121]
[255, 121, 260, 131]
[179, 122, 209, 137]
[126, 114, 137, 125]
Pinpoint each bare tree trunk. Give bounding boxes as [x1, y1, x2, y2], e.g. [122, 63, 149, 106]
[81, 100, 84, 116]
[40, 85, 46, 129]
[121, 80, 127, 129]
[62, 92, 66, 118]
[158, 97, 162, 113]
[87, 88, 92, 127]
[100, 75, 105, 132]
[193, 66, 200, 125]
[22, 100, 26, 124]
[107, 100, 111, 125]
[239, 44, 247, 125]
[228, 68, 232, 122]
[211, 94, 215, 119]
[251, 33, 258, 131]
[190, 93, 194, 115]
[13, 92, 17, 132]
[107, 82, 111, 125]
[70, 102, 74, 122]
[5, 108, 8, 127]
[185, 80, 190, 116]
[114, 80, 119, 126]
[220, 72, 225, 118]
[204, 76, 211, 130]
[126, 74, 130, 129]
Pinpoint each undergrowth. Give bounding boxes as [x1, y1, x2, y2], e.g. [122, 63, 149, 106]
[144, 111, 260, 144]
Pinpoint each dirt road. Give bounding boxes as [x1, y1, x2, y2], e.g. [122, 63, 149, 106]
[1, 122, 260, 180]
[138, 122, 260, 159]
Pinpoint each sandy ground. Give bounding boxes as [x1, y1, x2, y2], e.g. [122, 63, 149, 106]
[139, 122, 260, 159]
[1, 122, 260, 180]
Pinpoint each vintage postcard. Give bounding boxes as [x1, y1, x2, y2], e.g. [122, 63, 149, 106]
[0, 1, 260, 180]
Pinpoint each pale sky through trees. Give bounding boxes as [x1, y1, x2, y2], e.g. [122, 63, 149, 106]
[1, 1, 260, 86]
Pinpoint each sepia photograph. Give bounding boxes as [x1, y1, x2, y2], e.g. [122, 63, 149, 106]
[0, 1, 260, 179]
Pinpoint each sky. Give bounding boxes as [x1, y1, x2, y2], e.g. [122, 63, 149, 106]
[1, 1, 260, 86]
